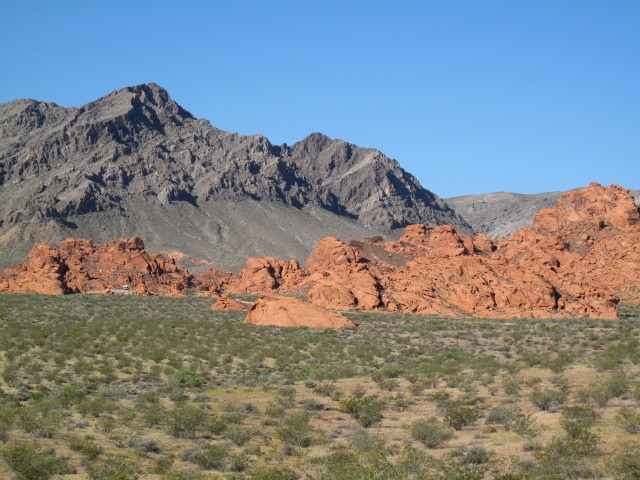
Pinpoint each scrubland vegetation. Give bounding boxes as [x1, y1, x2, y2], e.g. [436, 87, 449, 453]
[0, 293, 639, 479]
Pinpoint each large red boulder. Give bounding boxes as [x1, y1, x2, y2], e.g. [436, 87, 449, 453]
[244, 294, 356, 329]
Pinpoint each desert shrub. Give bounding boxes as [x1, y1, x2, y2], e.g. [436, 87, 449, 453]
[2, 442, 73, 480]
[77, 397, 118, 417]
[347, 429, 385, 452]
[50, 383, 87, 405]
[98, 386, 127, 399]
[502, 375, 522, 396]
[410, 417, 454, 448]
[442, 399, 482, 430]
[485, 405, 538, 438]
[153, 455, 175, 474]
[533, 432, 601, 479]
[229, 452, 250, 472]
[248, 466, 298, 479]
[169, 369, 205, 388]
[339, 386, 385, 427]
[18, 407, 63, 438]
[167, 406, 207, 438]
[277, 412, 314, 448]
[275, 387, 297, 408]
[392, 393, 412, 412]
[529, 387, 566, 411]
[224, 425, 256, 446]
[190, 442, 229, 470]
[616, 407, 640, 434]
[560, 405, 601, 438]
[603, 373, 629, 398]
[301, 398, 324, 411]
[313, 381, 342, 400]
[456, 446, 493, 466]
[162, 469, 205, 480]
[88, 457, 140, 480]
[108, 429, 142, 448]
[67, 435, 103, 461]
[609, 444, 640, 480]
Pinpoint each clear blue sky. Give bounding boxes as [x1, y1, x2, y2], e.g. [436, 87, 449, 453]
[1, 0, 638, 197]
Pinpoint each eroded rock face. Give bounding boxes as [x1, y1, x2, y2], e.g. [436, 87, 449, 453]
[229, 257, 307, 293]
[0, 237, 192, 295]
[243, 294, 356, 329]
[0, 244, 68, 295]
[296, 183, 640, 318]
[211, 296, 249, 311]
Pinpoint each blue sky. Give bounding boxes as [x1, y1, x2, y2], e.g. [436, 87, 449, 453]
[1, 0, 638, 197]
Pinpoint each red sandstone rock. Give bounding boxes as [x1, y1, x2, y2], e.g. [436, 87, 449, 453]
[211, 295, 249, 311]
[0, 244, 68, 295]
[229, 257, 307, 293]
[244, 294, 356, 328]
[0, 237, 194, 295]
[1, 183, 637, 319]
[534, 182, 640, 231]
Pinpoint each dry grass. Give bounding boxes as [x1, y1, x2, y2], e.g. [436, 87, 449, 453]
[0, 293, 638, 479]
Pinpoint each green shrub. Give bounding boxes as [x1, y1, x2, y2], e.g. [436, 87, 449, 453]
[529, 387, 566, 411]
[167, 407, 207, 438]
[224, 426, 256, 446]
[248, 466, 298, 479]
[67, 435, 103, 461]
[339, 387, 385, 428]
[88, 457, 140, 480]
[191, 442, 229, 470]
[616, 407, 640, 434]
[443, 400, 481, 430]
[169, 369, 205, 388]
[609, 444, 640, 480]
[2, 442, 73, 480]
[277, 412, 314, 448]
[560, 405, 600, 438]
[410, 417, 454, 448]
[485, 405, 538, 438]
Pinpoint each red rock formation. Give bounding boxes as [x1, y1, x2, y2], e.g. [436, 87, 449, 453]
[1, 183, 637, 318]
[244, 294, 356, 328]
[228, 257, 307, 293]
[0, 244, 68, 295]
[298, 183, 640, 318]
[0, 237, 193, 295]
[211, 295, 249, 311]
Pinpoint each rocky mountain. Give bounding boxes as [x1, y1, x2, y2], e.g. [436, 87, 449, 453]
[445, 191, 562, 238]
[0, 83, 468, 271]
[446, 189, 640, 238]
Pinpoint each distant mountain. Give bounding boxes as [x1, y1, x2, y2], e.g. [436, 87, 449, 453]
[446, 188, 640, 238]
[0, 83, 468, 271]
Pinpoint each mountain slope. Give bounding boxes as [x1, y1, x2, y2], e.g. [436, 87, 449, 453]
[445, 191, 563, 238]
[447, 189, 640, 238]
[0, 83, 467, 271]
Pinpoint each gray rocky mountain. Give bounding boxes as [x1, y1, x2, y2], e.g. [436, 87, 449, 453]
[0, 83, 468, 271]
[447, 188, 640, 238]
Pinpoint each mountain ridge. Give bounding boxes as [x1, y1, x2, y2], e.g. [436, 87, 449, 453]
[0, 83, 468, 271]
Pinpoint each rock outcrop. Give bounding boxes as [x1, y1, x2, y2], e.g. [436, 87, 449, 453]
[296, 183, 639, 318]
[2, 183, 638, 319]
[243, 294, 356, 329]
[211, 296, 249, 311]
[0, 237, 192, 295]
